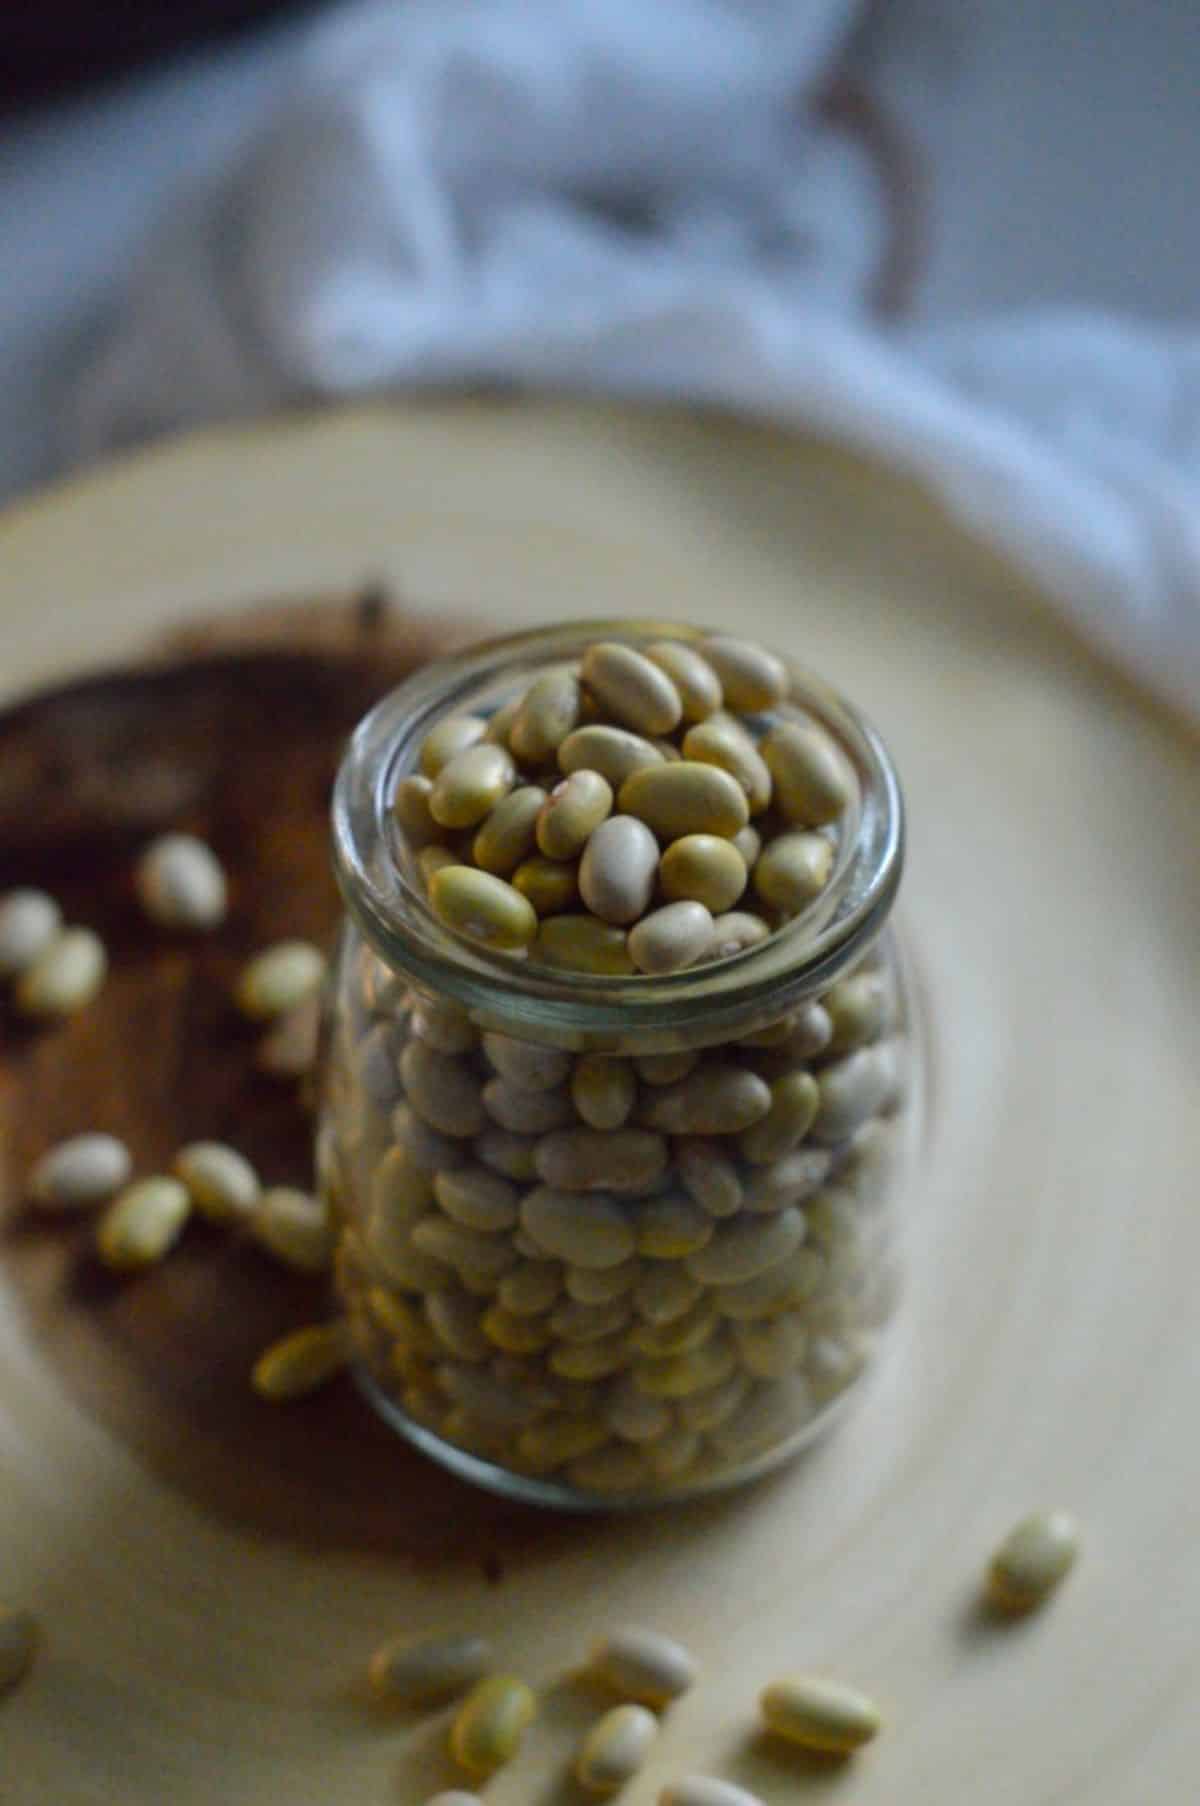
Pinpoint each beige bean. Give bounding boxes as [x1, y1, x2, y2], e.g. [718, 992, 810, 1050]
[430, 744, 516, 829]
[428, 865, 538, 950]
[634, 1262, 703, 1323]
[604, 1376, 673, 1443]
[15, 926, 107, 1017]
[677, 1370, 751, 1430]
[521, 1187, 635, 1269]
[711, 1250, 824, 1321]
[434, 1165, 519, 1231]
[549, 1334, 631, 1380]
[823, 971, 891, 1051]
[393, 1102, 470, 1171]
[576, 1703, 658, 1794]
[760, 1674, 881, 1754]
[419, 714, 487, 778]
[634, 1051, 698, 1085]
[987, 1510, 1080, 1613]
[550, 1295, 633, 1342]
[566, 1258, 641, 1302]
[590, 1625, 697, 1705]
[0, 888, 61, 976]
[578, 815, 659, 924]
[498, 1260, 562, 1316]
[682, 715, 772, 815]
[641, 1065, 771, 1135]
[393, 773, 446, 849]
[426, 1290, 491, 1360]
[472, 785, 546, 875]
[235, 940, 326, 1020]
[534, 1127, 668, 1194]
[709, 910, 771, 959]
[517, 1415, 610, 1470]
[533, 915, 636, 976]
[0, 1607, 38, 1698]
[254, 1186, 336, 1272]
[753, 831, 834, 913]
[509, 667, 583, 763]
[812, 1044, 897, 1142]
[652, 737, 683, 760]
[449, 1675, 537, 1778]
[686, 1208, 806, 1285]
[482, 1304, 553, 1355]
[761, 721, 854, 825]
[537, 770, 613, 860]
[96, 1176, 191, 1270]
[648, 1424, 701, 1479]
[630, 1297, 719, 1357]
[572, 1054, 637, 1129]
[659, 835, 747, 913]
[675, 1139, 743, 1218]
[783, 1000, 834, 1058]
[29, 1133, 132, 1211]
[733, 1315, 808, 1379]
[475, 1127, 540, 1181]
[558, 724, 666, 786]
[414, 1217, 519, 1285]
[484, 696, 520, 747]
[619, 761, 748, 842]
[256, 993, 321, 1078]
[731, 823, 762, 866]
[635, 1195, 714, 1260]
[569, 1444, 652, 1493]
[416, 845, 459, 890]
[581, 641, 683, 736]
[699, 635, 787, 710]
[369, 1631, 492, 1706]
[644, 640, 723, 721]
[743, 1147, 831, 1212]
[483, 1076, 574, 1134]
[173, 1141, 260, 1224]
[628, 901, 715, 974]
[660, 1778, 766, 1806]
[251, 1320, 351, 1400]
[135, 833, 227, 930]
[739, 1071, 820, 1164]
[482, 1031, 571, 1091]
[510, 854, 579, 915]
[411, 996, 478, 1053]
[401, 1041, 486, 1137]
[632, 1331, 736, 1398]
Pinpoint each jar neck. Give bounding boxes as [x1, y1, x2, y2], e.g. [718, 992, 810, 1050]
[332, 620, 904, 1047]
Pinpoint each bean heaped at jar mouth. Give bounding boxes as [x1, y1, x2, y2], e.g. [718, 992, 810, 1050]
[321, 626, 915, 1503]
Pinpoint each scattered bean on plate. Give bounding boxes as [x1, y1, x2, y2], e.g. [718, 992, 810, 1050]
[759, 1673, 881, 1754]
[134, 833, 228, 930]
[986, 1510, 1080, 1613]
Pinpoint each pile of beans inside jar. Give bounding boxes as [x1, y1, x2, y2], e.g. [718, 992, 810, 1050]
[323, 632, 911, 1497]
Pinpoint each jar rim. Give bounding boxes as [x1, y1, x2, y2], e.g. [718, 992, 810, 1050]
[331, 619, 904, 1040]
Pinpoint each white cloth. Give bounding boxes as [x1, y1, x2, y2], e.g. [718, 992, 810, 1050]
[43, 0, 1200, 719]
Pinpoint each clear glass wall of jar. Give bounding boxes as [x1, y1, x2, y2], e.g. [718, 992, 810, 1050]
[320, 621, 922, 1508]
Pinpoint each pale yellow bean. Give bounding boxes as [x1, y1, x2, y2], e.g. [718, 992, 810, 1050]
[572, 1054, 637, 1129]
[509, 666, 583, 763]
[96, 1176, 191, 1270]
[173, 1141, 260, 1224]
[256, 993, 321, 1078]
[369, 1631, 492, 1706]
[709, 910, 771, 959]
[483, 1077, 574, 1134]
[760, 1674, 881, 1753]
[411, 996, 478, 1053]
[590, 1625, 697, 1704]
[434, 1164, 519, 1231]
[484, 696, 520, 747]
[497, 1260, 562, 1316]
[682, 715, 772, 814]
[482, 1031, 572, 1091]
[235, 940, 325, 1021]
[660, 1778, 765, 1806]
[761, 721, 854, 825]
[419, 714, 487, 777]
[635, 1051, 699, 1085]
[15, 926, 107, 1017]
[739, 1071, 820, 1163]
[430, 744, 516, 829]
[393, 773, 446, 849]
[632, 1332, 736, 1398]
[743, 1147, 831, 1213]
[640, 1065, 771, 1135]
[644, 640, 723, 721]
[475, 1127, 540, 1181]
[537, 770, 613, 859]
[675, 1138, 743, 1217]
[472, 785, 546, 874]
[29, 1134, 131, 1211]
[619, 762, 748, 841]
[677, 1370, 751, 1430]
[731, 823, 762, 866]
[634, 1196, 714, 1260]
[428, 865, 538, 950]
[558, 724, 666, 786]
[549, 1333, 631, 1381]
[253, 1186, 336, 1272]
[413, 1217, 519, 1286]
[511, 854, 579, 915]
[686, 1208, 806, 1285]
[634, 1262, 704, 1323]
[482, 1304, 553, 1354]
[659, 835, 747, 913]
[550, 1295, 633, 1342]
[534, 1127, 668, 1194]
[135, 833, 227, 930]
[812, 1045, 896, 1142]
[986, 1510, 1080, 1612]
[575, 1703, 658, 1794]
[521, 1187, 635, 1268]
[733, 1314, 808, 1378]
[534, 915, 635, 975]
[449, 1675, 537, 1778]
[578, 815, 659, 924]
[417, 845, 458, 888]
[700, 635, 787, 710]
[566, 1258, 641, 1302]
[630, 1297, 719, 1356]
[0, 1607, 37, 1698]
[581, 641, 683, 736]
[0, 888, 60, 976]
[753, 830, 834, 913]
[628, 901, 715, 974]
[823, 971, 891, 1051]
[251, 1321, 350, 1400]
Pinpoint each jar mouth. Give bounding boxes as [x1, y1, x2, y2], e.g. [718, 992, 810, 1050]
[331, 619, 904, 1041]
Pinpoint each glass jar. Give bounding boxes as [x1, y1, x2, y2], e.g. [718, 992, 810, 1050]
[319, 621, 921, 1508]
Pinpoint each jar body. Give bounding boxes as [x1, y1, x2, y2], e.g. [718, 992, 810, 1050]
[319, 921, 919, 1506]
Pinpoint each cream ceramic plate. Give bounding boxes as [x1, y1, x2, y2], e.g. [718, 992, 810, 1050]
[1, 401, 1197, 1803]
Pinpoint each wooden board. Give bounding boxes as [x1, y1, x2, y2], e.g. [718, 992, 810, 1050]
[1, 400, 1197, 1804]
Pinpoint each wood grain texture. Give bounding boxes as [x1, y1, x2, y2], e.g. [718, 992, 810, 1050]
[0, 400, 1197, 1806]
